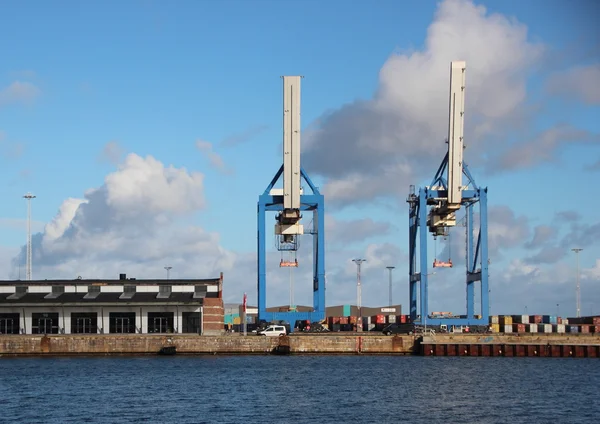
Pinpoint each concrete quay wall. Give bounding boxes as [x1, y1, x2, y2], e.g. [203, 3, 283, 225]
[0, 334, 414, 356]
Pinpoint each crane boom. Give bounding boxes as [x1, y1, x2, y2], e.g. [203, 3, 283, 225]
[447, 61, 466, 207]
[274, 76, 304, 245]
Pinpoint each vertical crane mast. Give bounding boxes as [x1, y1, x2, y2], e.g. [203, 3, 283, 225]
[276, 76, 304, 245]
[447, 61, 466, 207]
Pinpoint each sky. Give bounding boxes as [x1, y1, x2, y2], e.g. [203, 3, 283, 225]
[0, 0, 599, 317]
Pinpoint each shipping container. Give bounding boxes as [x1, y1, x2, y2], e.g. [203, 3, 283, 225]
[489, 315, 499, 324]
[372, 315, 386, 324]
[542, 315, 557, 324]
[491, 323, 500, 333]
[233, 316, 241, 325]
[563, 319, 569, 325]
[339, 317, 348, 325]
[557, 317, 562, 324]
[512, 323, 526, 333]
[538, 324, 552, 333]
[503, 324, 512, 333]
[553, 324, 566, 333]
[568, 325, 579, 333]
[593, 325, 600, 334]
[343, 305, 352, 317]
[348, 316, 357, 325]
[579, 325, 590, 334]
[512, 315, 530, 324]
[367, 323, 376, 331]
[527, 324, 538, 333]
[499, 316, 513, 325]
[332, 317, 341, 325]
[532, 315, 542, 324]
[387, 315, 396, 324]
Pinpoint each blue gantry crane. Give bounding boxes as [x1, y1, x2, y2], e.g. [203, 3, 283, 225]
[407, 61, 489, 328]
[257, 76, 325, 329]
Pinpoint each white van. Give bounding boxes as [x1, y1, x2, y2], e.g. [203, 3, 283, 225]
[258, 325, 287, 336]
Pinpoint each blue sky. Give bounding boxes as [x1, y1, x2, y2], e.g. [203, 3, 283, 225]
[0, 0, 599, 317]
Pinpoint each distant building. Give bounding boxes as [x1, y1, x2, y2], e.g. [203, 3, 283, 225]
[0, 273, 225, 336]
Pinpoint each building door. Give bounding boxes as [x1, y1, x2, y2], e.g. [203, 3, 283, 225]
[77, 318, 92, 333]
[182, 312, 201, 333]
[0, 313, 19, 334]
[109, 312, 136, 333]
[153, 317, 168, 333]
[32, 313, 59, 334]
[147, 312, 174, 333]
[115, 317, 129, 333]
[71, 312, 98, 334]
[38, 318, 53, 334]
[0, 318, 13, 334]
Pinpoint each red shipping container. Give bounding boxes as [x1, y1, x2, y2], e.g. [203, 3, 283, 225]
[513, 323, 526, 333]
[593, 325, 600, 334]
[557, 317, 562, 324]
[398, 315, 407, 324]
[533, 315, 542, 324]
[371, 315, 385, 324]
[348, 316, 357, 325]
[332, 317, 341, 325]
[580, 325, 590, 333]
[593, 317, 600, 326]
[339, 317, 348, 325]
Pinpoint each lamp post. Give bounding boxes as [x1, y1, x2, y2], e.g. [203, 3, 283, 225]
[386, 266, 395, 307]
[164, 266, 172, 280]
[571, 248, 582, 318]
[23, 193, 36, 281]
[353, 259, 366, 332]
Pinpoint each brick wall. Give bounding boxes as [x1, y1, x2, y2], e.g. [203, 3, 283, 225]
[203, 297, 224, 335]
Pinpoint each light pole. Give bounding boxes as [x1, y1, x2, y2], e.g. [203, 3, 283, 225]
[164, 266, 172, 280]
[23, 193, 36, 281]
[386, 266, 395, 307]
[572, 248, 583, 318]
[353, 259, 366, 332]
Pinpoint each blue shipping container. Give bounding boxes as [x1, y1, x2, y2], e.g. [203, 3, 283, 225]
[542, 315, 557, 324]
[343, 304, 351, 316]
[568, 326, 579, 333]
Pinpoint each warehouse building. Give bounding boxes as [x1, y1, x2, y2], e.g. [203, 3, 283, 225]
[0, 273, 225, 336]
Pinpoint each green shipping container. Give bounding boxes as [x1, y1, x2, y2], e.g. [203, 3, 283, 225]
[343, 305, 351, 316]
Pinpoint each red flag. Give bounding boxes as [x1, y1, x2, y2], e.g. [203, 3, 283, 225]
[243, 293, 247, 313]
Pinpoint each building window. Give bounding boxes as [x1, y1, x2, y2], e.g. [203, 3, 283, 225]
[16, 286, 27, 294]
[109, 312, 136, 333]
[32, 313, 60, 334]
[88, 285, 101, 293]
[71, 312, 98, 334]
[147, 312, 174, 333]
[0, 313, 20, 334]
[124, 285, 136, 293]
[52, 285, 65, 294]
[182, 312, 201, 334]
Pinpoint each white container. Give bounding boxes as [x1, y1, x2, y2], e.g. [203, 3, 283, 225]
[563, 319, 569, 325]
[554, 324, 566, 333]
[503, 324, 512, 333]
[527, 324, 538, 333]
[490, 315, 499, 324]
[387, 314, 396, 324]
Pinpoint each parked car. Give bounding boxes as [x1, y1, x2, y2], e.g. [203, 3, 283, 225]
[382, 323, 416, 336]
[257, 325, 287, 336]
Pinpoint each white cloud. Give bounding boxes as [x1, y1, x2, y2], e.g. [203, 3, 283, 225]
[302, 0, 544, 207]
[546, 64, 600, 105]
[98, 141, 125, 165]
[0, 81, 40, 106]
[195, 139, 230, 174]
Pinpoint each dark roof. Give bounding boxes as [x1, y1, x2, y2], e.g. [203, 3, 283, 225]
[0, 292, 217, 306]
[0, 278, 220, 286]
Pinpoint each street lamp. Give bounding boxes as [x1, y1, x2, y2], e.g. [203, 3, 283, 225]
[571, 248, 583, 318]
[386, 266, 395, 307]
[164, 266, 172, 280]
[353, 259, 366, 332]
[23, 193, 36, 281]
